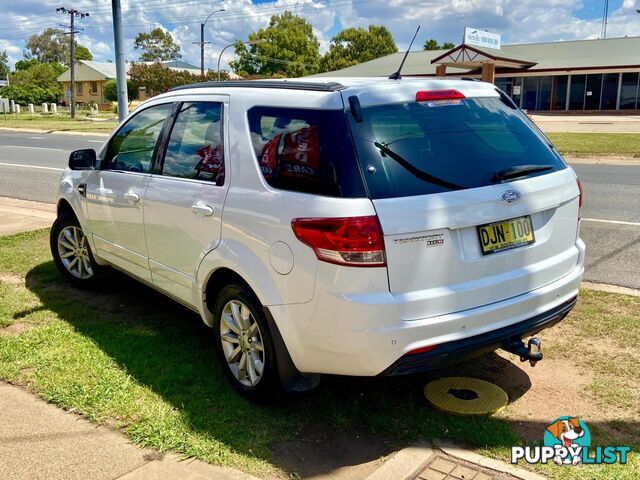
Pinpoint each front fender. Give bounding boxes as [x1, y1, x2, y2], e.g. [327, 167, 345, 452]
[57, 171, 108, 266]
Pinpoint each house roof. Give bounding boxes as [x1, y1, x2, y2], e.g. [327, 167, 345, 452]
[57, 60, 120, 82]
[315, 36, 640, 77]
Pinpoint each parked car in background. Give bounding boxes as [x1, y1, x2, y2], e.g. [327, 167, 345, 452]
[51, 78, 585, 398]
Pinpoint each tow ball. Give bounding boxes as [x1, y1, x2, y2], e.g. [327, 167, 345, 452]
[501, 337, 543, 367]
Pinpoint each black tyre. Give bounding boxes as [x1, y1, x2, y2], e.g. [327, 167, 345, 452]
[50, 213, 102, 287]
[212, 283, 278, 399]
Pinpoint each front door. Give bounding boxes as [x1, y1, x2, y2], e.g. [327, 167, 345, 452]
[86, 102, 174, 282]
[143, 99, 229, 304]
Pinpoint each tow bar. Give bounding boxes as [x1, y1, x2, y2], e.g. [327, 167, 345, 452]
[502, 337, 543, 367]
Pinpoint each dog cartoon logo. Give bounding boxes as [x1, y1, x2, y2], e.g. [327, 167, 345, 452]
[544, 416, 591, 465]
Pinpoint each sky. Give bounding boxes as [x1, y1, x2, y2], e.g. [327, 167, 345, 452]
[0, 0, 639, 72]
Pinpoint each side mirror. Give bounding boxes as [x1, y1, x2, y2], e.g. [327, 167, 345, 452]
[69, 149, 96, 170]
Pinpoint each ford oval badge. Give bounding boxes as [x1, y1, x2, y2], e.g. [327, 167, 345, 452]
[501, 190, 521, 204]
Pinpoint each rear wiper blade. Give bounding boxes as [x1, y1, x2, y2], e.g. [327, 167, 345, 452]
[373, 142, 464, 191]
[491, 164, 554, 183]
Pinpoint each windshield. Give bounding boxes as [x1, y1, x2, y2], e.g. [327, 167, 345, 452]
[348, 96, 566, 199]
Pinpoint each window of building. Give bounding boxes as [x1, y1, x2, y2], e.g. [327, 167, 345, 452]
[600, 73, 619, 110]
[551, 76, 568, 110]
[247, 107, 366, 198]
[569, 75, 586, 110]
[537, 76, 552, 110]
[90, 81, 98, 95]
[512, 77, 523, 107]
[620, 73, 639, 110]
[522, 77, 538, 110]
[584, 74, 603, 110]
[76, 82, 83, 95]
[162, 102, 224, 184]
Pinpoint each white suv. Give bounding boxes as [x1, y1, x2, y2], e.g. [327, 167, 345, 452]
[51, 78, 585, 397]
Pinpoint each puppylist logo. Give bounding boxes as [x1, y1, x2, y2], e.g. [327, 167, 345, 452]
[511, 416, 631, 466]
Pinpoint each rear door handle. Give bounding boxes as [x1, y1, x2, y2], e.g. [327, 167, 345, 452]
[124, 192, 140, 203]
[192, 204, 214, 216]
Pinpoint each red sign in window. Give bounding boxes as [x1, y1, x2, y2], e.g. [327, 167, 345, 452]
[281, 126, 319, 179]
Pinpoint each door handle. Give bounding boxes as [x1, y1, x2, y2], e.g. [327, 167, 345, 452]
[192, 204, 214, 216]
[124, 192, 140, 203]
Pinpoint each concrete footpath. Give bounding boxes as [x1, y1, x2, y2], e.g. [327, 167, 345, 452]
[0, 382, 258, 480]
[0, 196, 56, 236]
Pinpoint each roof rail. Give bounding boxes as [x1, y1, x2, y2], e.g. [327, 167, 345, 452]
[169, 80, 345, 93]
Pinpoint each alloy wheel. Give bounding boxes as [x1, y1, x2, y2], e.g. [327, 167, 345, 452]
[219, 300, 265, 387]
[57, 226, 94, 280]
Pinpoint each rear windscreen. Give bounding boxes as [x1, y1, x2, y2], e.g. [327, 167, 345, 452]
[348, 96, 566, 199]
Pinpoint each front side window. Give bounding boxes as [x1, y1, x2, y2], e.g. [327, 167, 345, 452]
[247, 107, 365, 198]
[102, 103, 173, 173]
[90, 81, 98, 95]
[349, 96, 566, 199]
[76, 82, 83, 94]
[162, 102, 224, 184]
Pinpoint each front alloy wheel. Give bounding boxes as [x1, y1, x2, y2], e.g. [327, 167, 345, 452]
[57, 225, 94, 279]
[50, 213, 101, 286]
[219, 300, 265, 387]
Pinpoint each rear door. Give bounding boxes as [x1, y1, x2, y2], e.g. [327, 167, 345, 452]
[349, 93, 581, 320]
[86, 102, 174, 282]
[143, 99, 229, 305]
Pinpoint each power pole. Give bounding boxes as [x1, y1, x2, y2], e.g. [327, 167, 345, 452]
[111, 0, 128, 122]
[194, 9, 225, 77]
[57, 7, 90, 119]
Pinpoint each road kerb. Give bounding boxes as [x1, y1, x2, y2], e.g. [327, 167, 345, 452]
[0, 127, 110, 137]
[433, 440, 546, 480]
[365, 443, 435, 480]
[581, 281, 640, 297]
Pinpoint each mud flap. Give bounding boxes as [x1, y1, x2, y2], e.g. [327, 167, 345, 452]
[263, 307, 321, 392]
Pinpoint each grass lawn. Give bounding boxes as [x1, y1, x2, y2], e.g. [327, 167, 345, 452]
[547, 133, 640, 157]
[0, 230, 638, 479]
[0, 113, 115, 134]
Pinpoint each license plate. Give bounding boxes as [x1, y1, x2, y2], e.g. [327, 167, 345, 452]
[477, 215, 535, 255]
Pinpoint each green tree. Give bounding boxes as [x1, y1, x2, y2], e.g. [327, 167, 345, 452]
[320, 25, 397, 72]
[230, 11, 320, 77]
[103, 79, 140, 103]
[15, 58, 40, 71]
[24, 28, 93, 64]
[75, 45, 93, 61]
[423, 39, 456, 51]
[10, 62, 65, 91]
[134, 28, 181, 62]
[128, 62, 227, 97]
[0, 51, 9, 80]
[0, 84, 60, 105]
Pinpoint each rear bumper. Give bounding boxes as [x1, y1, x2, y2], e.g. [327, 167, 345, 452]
[268, 239, 585, 377]
[379, 295, 576, 376]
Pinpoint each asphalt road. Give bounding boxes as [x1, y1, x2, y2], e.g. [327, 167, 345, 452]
[0, 130, 639, 289]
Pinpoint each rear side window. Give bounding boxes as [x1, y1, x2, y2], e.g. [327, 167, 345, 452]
[247, 107, 366, 198]
[162, 102, 225, 184]
[349, 96, 566, 199]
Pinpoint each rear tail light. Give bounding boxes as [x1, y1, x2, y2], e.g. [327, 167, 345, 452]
[576, 178, 583, 219]
[416, 89, 465, 102]
[291, 216, 386, 267]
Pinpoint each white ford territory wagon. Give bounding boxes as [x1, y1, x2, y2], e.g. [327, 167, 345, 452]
[51, 78, 585, 398]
